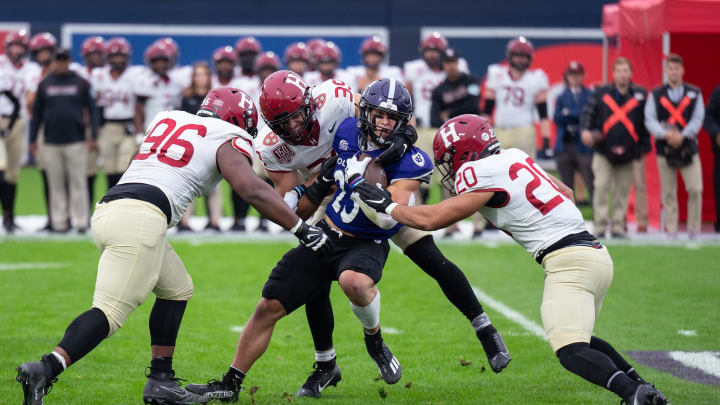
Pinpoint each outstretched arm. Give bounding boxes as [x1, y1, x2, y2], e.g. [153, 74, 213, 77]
[390, 192, 494, 231]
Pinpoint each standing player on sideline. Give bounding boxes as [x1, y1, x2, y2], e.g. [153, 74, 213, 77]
[135, 42, 185, 135]
[15, 87, 333, 405]
[346, 36, 403, 93]
[284, 42, 311, 77]
[190, 71, 508, 399]
[303, 41, 348, 87]
[483, 36, 552, 159]
[353, 114, 668, 405]
[156, 37, 193, 89]
[403, 32, 469, 128]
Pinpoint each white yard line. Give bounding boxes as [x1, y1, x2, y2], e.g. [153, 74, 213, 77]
[0, 262, 69, 271]
[668, 351, 720, 378]
[471, 286, 546, 340]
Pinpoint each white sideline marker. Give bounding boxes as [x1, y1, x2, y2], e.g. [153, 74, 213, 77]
[472, 286, 546, 340]
[668, 351, 720, 378]
[0, 262, 69, 271]
[382, 327, 402, 335]
[230, 325, 244, 333]
[677, 329, 698, 336]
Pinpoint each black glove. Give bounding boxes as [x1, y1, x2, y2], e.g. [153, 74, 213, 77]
[355, 181, 394, 214]
[305, 155, 339, 204]
[375, 125, 418, 165]
[293, 221, 333, 255]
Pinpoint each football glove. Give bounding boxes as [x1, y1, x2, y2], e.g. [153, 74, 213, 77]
[355, 181, 396, 215]
[305, 155, 339, 205]
[375, 125, 418, 165]
[292, 219, 333, 255]
[344, 154, 371, 188]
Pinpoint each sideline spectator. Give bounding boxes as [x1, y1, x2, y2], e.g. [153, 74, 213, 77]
[703, 83, 720, 233]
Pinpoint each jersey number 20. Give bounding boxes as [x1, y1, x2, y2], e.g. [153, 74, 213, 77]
[509, 157, 564, 215]
[135, 118, 207, 168]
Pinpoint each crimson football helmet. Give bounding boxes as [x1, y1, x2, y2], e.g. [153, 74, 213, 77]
[255, 51, 281, 71]
[213, 46, 236, 64]
[360, 36, 387, 56]
[5, 29, 30, 48]
[433, 114, 500, 194]
[506, 36, 534, 71]
[105, 37, 131, 56]
[235, 36, 262, 55]
[29, 33, 57, 53]
[315, 41, 341, 64]
[144, 42, 172, 64]
[306, 38, 326, 63]
[284, 42, 310, 64]
[198, 87, 259, 137]
[259, 70, 317, 145]
[419, 32, 448, 53]
[81, 36, 105, 56]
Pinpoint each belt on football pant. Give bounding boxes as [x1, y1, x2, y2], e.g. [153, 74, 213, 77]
[535, 232, 601, 264]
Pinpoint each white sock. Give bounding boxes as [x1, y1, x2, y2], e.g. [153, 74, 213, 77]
[350, 289, 381, 330]
[51, 351, 67, 370]
[315, 348, 336, 363]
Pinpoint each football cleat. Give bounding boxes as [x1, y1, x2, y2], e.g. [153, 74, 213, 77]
[185, 375, 242, 402]
[16, 357, 58, 405]
[477, 327, 511, 373]
[622, 383, 668, 405]
[296, 362, 342, 398]
[143, 370, 209, 405]
[365, 333, 402, 384]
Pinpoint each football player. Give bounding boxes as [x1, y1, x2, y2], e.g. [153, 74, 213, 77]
[403, 31, 469, 127]
[156, 37, 193, 89]
[255, 51, 281, 82]
[185, 72, 508, 400]
[353, 114, 668, 405]
[303, 41, 348, 87]
[91, 37, 145, 189]
[483, 36, 552, 159]
[306, 37, 327, 72]
[15, 87, 333, 405]
[0, 29, 35, 232]
[346, 35, 403, 93]
[234, 36, 261, 79]
[284, 42, 311, 76]
[211, 46, 241, 88]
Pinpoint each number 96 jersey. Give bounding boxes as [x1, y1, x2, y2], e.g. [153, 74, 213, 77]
[119, 110, 255, 227]
[454, 148, 586, 259]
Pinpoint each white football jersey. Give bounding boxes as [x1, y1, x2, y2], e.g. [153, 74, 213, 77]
[303, 70, 352, 88]
[403, 57, 469, 127]
[343, 65, 403, 93]
[69, 62, 94, 82]
[119, 110, 254, 227]
[485, 64, 549, 128]
[455, 148, 586, 259]
[91, 65, 145, 120]
[24, 61, 45, 94]
[254, 79, 356, 180]
[0, 55, 36, 117]
[169, 65, 193, 89]
[134, 70, 185, 129]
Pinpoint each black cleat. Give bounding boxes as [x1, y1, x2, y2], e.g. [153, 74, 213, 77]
[185, 374, 242, 402]
[229, 222, 246, 232]
[143, 370, 209, 405]
[16, 358, 57, 405]
[622, 383, 668, 405]
[477, 326, 511, 373]
[365, 331, 401, 384]
[296, 362, 342, 398]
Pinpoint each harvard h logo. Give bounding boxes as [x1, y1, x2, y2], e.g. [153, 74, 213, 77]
[439, 122, 461, 147]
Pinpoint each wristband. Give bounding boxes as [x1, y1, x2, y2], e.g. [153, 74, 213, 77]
[292, 184, 308, 198]
[348, 174, 365, 190]
[385, 202, 398, 216]
[289, 218, 303, 234]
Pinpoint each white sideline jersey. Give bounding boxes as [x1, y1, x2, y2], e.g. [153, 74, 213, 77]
[303, 70, 352, 88]
[119, 110, 254, 227]
[254, 79, 356, 180]
[343, 65, 404, 93]
[134, 70, 185, 128]
[485, 64, 549, 128]
[454, 148, 586, 258]
[69, 62, 94, 82]
[169, 65, 193, 88]
[91, 66, 145, 120]
[0, 56, 36, 117]
[403, 57, 469, 127]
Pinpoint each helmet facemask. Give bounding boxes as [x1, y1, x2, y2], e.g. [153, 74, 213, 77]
[264, 88, 317, 145]
[358, 99, 411, 148]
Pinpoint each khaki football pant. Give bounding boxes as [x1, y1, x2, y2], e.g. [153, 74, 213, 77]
[0, 133, 6, 171]
[98, 122, 136, 175]
[540, 245, 614, 353]
[91, 199, 193, 335]
[632, 157, 648, 230]
[43, 142, 89, 230]
[495, 126, 537, 158]
[86, 127, 98, 176]
[592, 153, 633, 235]
[0, 117, 25, 183]
[657, 155, 703, 234]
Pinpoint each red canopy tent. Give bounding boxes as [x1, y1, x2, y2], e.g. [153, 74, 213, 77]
[602, 0, 720, 230]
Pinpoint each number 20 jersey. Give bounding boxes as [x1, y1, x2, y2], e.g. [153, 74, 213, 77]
[454, 148, 586, 259]
[119, 110, 255, 227]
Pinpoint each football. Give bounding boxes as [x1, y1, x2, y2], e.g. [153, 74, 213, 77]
[358, 153, 388, 188]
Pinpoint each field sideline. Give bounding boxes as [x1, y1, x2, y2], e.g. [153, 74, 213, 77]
[1, 239, 718, 404]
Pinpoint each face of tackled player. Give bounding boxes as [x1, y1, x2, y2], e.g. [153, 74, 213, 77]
[367, 108, 400, 142]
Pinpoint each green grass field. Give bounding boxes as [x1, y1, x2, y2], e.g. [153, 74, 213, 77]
[1, 240, 718, 404]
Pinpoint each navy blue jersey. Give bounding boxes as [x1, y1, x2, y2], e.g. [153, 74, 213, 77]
[326, 117, 433, 239]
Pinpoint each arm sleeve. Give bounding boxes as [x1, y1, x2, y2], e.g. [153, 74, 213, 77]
[682, 92, 705, 137]
[429, 87, 444, 128]
[644, 94, 666, 138]
[703, 86, 720, 136]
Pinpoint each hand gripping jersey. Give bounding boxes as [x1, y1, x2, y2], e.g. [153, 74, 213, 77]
[134, 70, 185, 128]
[119, 110, 254, 227]
[403, 57, 469, 127]
[327, 117, 433, 239]
[485, 64, 549, 128]
[91, 65, 145, 120]
[454, 148, 586, 258]
[253, 79, 356, 180]
[0, 55, 36, 118]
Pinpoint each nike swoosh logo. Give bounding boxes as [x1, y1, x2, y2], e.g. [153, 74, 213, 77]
[318, 374, 334, 392]
[367, 198, 386, 204]
[329, 122, 337, 133]
[157, 385, 189, 398]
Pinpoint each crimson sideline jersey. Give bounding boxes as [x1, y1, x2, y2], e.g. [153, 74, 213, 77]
[343, 65, 404, 93]
[119, 110, 254, 227]
[134, 69, 185, 128]
[454, 148, 585, 258]
[0, 55, 37, 118]
[485, 64, 549, 128]
[403, 57, 469, 127]
[253, 79, 356, 180]
[91, 65, 146, 120]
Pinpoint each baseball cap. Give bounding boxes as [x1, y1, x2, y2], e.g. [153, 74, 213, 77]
[565, 60, 585, 75]
[443, 48, 460, 62]
[55, 48, 71, 60]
